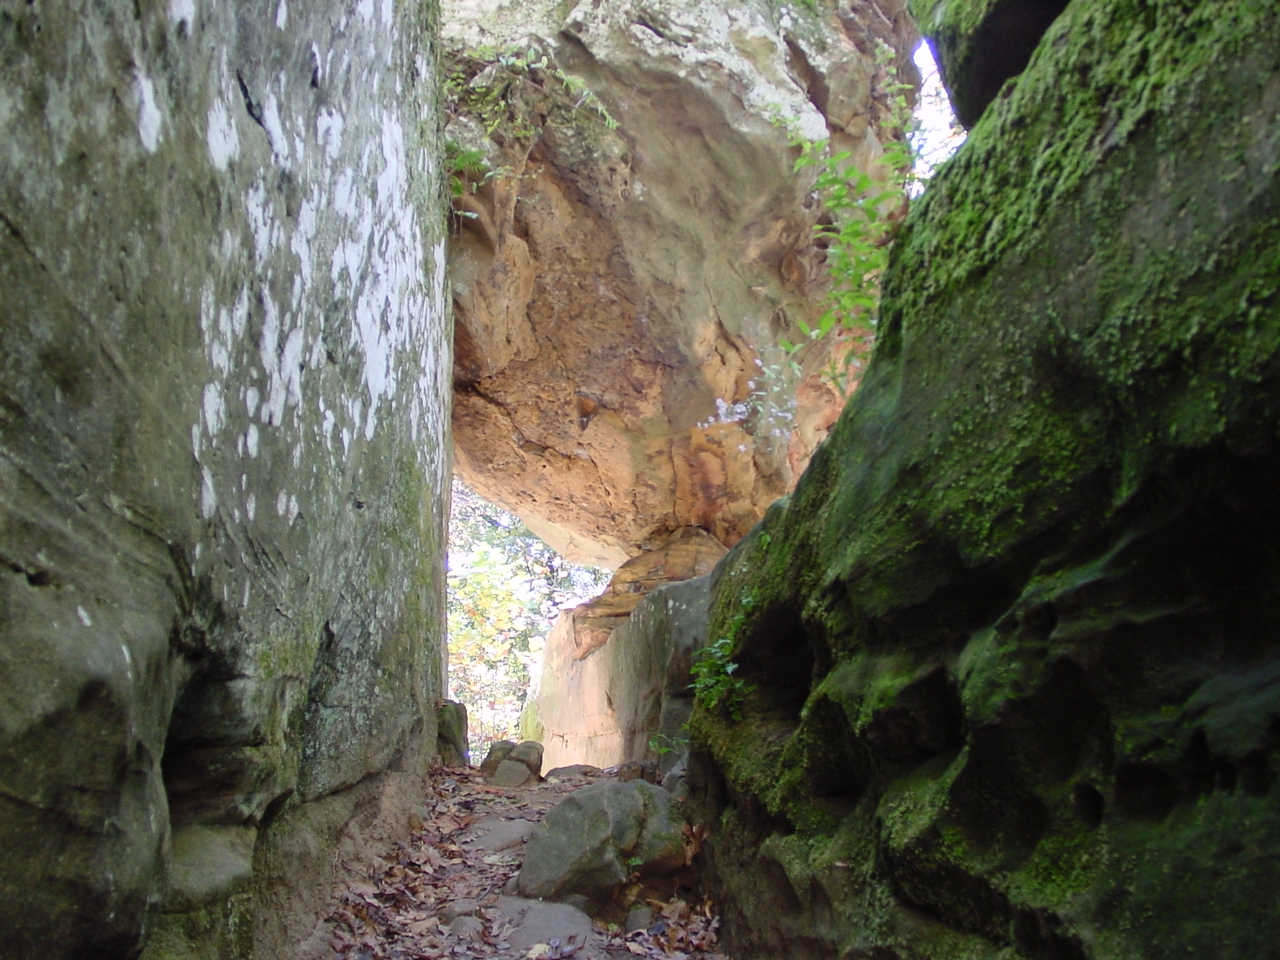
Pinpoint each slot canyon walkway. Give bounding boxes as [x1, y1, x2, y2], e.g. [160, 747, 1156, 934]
[295, 765, 732, 960]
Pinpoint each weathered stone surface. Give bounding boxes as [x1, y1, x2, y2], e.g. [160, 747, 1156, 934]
[437, 700, 471, 768]
[546, 764, 603, 781]
[565, 527, 726, 660]
[493, 896, 595, 955]
[459, 816, 537, 853]
[444, 0, 918, 568]
[0, 2, 450, 958]
[441, 898, 480, 922]
[491, 759, 537, 788]
[517, 781, 686, 914]
[448, 915, 485, 939]
[508, 740, 545, 777]
[480, 740, 516, 777]
[688, 1, 1280, 958]
[531, 576, 710, 772]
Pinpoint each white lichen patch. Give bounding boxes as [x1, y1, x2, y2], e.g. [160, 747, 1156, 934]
[317, 108, 345, 160]
[169, 0, 196, 28]
[262, 91, 291, 166]
[201, 467, 218, 519]
[132, 73, 163, 153]
[207, 100, 240, 171]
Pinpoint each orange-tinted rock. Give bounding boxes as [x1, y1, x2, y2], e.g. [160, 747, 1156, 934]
[566, 527, 726, 659]
[445, 0, 917, 567]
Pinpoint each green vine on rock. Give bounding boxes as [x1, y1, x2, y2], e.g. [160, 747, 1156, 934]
[692, 636, 754, 722]
[782, 40, 919, 399]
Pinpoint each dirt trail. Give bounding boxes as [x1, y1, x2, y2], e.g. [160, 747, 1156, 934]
[296, 766, 732, 960]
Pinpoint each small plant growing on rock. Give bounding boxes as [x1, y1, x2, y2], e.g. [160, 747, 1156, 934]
[446, 141, 492, 204]
[782, 41, 919, 398]
[648, 732, 689, 757]
[692, 636, 753, 722]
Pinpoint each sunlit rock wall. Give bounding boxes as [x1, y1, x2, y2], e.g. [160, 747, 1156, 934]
[529, 576, 711, 774]
[0, 2, 450, 958]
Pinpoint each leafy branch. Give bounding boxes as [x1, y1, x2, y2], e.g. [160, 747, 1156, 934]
[782, 41, 918, 399]
[692, 636, 754, 722]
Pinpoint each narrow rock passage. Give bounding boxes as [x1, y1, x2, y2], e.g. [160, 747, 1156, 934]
[296, 766, 731, 960]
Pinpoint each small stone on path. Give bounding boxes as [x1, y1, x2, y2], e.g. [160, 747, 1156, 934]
[448, 914, 484, 938]
[494, 896, 594, 953]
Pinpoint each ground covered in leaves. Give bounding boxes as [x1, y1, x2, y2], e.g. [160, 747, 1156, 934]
[300, 767, 731, 960]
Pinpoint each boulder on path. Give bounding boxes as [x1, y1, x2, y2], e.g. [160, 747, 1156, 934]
[480, 741, 516, 776]
[490, 760, 538, 787]
[486, 740, 545, 787]
[509, 741, 545, 777]
[437, 701, 470, 767]
[517, 780, 686, 914]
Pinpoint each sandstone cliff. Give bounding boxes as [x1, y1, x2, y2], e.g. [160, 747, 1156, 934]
[0, 3, 451, 958]
[444, 0, 918, 569]
[685, 0, 1280, 957]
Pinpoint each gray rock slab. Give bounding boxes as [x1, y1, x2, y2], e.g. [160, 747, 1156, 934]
[546, 764, 603, 780]
[495, 896, 594, 954]
[459, 816, 537, 852]
[449, 915, 485, 939]
[626, 905, 654, 933]
[441, 898, 479, 922]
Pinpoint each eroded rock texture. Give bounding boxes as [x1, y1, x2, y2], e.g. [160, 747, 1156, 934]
[688, 0, 1280, 957]
[444, 0, 917, 569]
[0, 3, 450, 958]
[531, 576, 710, 773]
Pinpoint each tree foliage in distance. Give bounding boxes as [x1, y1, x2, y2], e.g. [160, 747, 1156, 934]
[447, 481, 611, 758]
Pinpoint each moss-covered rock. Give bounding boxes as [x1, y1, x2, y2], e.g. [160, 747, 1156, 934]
[688, 1, 1280, 957]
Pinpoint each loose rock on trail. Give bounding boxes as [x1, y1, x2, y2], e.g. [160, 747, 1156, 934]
[296, 766, 731, 960]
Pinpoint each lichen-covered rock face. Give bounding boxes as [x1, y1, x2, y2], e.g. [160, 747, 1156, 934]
[0, 3, 450, 959]
[443, 0, 917, 568]
[688, 1, 1280, 958]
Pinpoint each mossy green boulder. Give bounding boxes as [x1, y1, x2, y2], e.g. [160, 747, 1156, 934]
[688, 0, 1280, 957]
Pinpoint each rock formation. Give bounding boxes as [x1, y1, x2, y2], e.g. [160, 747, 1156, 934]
[0, 3, 451, 959]
[518, 779, 688, 915]
[530, 576, 710, 773]
[443, 0, 918, 569]
[685, 0, 1280, 957]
